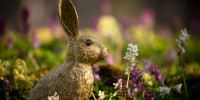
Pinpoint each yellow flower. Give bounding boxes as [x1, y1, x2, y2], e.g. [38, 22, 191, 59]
[143, 72, 153, 86]
[0, 66, 5, 74]
[0, 76, 4, 80]
[17, 65, 23, 70]
[98, 15, 121, 42]
[37, 27, 53, 44]
[3, 61, 9, 67]
[17, 59, 21, 65]
[27, 80, 34, 88]
[15, 74, 26, 81]
[13, 69, 19, 75]
[30, 74, 39, 81]
[40, 73, 45, 78]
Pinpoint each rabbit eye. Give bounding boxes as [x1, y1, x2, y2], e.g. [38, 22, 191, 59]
[85, 40, 92, 46]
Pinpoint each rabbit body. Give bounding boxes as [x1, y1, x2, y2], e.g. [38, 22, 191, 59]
[29, 0, 108, 99]
[29, 61, 94, 100]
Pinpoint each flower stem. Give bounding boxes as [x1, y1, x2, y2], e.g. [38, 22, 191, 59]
[178, 54, 188, 99]
[126, 71, 130, 88]
[124, 71, 131, 100]
[92, 92, 97, 100]
[183, 71, 188, 99]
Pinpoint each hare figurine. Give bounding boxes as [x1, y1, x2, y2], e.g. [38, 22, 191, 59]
[29, 0, 108, 99]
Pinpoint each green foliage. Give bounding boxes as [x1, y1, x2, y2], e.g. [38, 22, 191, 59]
[0, 22, 199, 100]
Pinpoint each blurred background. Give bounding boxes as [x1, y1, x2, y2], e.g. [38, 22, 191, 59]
[0, 0, 200, 99]
[1, 0, 200, 32]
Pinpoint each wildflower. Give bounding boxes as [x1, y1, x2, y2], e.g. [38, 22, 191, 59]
[98, 90, 105, 100]
[173, 83, 182, 94]
[130, 63, 143, 80]
[143, 72, 153, 86]
[0, 66, 5, 74]
[3, 61, 9, 67]
[12, 69, 19, 75]
[113, 92, 117, 97]
[0, 76, 4, 80]
[93, 66, 101, 81]
[159, 86, 171, 98]
[48, 92, 59, 100]
[124, 43, 138, 75]
[113, 79, 122, 89]
[105, 53, 114, 65]
[113, 75, 123, 89]
[99, 0, 112, 14]
[4, 78, 12, 95]
[140, 80, 145, 93]
[22, 8, 30, 34]
[0, 18, 6, 36]
[150, 65, 165, 85]
[123, 43, 138, 63]
[17, 59, 21, 65]
[176, 28, 190, 54]
[7, 37, 13, 50]
[15, 74, 26, 81]
[143, 59, 152, 72]
[32, 31, 41, 48]
[144, 89, 155, 100]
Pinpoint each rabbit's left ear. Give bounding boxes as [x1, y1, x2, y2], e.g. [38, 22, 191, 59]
[58, 0, 80, 40]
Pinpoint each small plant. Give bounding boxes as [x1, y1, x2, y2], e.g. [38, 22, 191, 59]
[0, 59, 35, 99]
[176, 28, 190, 99]
[92, 43, 168, 100]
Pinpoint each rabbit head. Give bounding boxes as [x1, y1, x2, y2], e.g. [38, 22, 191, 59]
[58, 0, 108, 64]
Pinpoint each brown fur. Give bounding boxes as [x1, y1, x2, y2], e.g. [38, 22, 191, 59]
[29, 0, 108, 100]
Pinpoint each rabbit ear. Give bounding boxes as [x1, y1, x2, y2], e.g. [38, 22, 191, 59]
[58, 0, 80, 40]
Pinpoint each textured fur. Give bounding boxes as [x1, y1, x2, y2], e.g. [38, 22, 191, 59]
[29, 0, 108, 100]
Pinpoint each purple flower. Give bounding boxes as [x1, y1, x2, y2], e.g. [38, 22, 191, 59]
[140, 9, 155, 27]
[93, 66, 101, 81]
[94, 74, 101, 81]
[22, 8, 30, 34]
[113, 75, 123, 80]
[0, 18, 6, 36]
[113, 63, 160, 100]
[93, 66, 100, 72]
[90, 17, 99, 32]
[143, 58, 152, 72]
[130, 63, 144, 87]
[140, 80, 145, 93]
[32, 31, 41, 48]
[150, 65, 165, 85]
[144, 89, 155, 100]
[98, 0, 112, 14]
[4, 78, 12, 97]
[7, 37, 13, 50]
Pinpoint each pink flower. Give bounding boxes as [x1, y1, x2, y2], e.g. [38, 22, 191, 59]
[32, 31, 41, 48]
[105, 53, 114, 65]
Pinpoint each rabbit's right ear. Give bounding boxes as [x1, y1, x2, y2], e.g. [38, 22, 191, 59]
[58, 0, 80, 40]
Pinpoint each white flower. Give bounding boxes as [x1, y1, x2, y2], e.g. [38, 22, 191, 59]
[173, 83, 182, 94]
[48, 92, 59, 100]
[113, 92, 117, 96]
[125, 66, 129, 75]
[159, 87, 171, 98]
[124, 43, 138, 75]
[113, 79, 122, 89]
[98, 90, 106, 100]
[176, 28, 190, 54]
